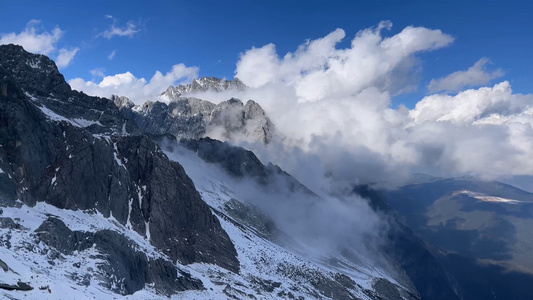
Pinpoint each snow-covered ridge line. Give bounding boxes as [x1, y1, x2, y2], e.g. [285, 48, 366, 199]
[24, 91, 103, 128]
[453, 190, 522, 204]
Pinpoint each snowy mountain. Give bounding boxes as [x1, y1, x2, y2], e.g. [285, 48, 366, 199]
[0, 44, 462, 299]
[159, 77, 246, 102]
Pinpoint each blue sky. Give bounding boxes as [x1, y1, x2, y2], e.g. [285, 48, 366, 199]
[4, 1, 533, 187]
[2, 0, 532, 108]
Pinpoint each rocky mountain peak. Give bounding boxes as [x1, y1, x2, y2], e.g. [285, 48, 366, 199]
[0, 44, 71, 96]
[110, 94, 135, 109]
[117, 96, 276, 145]
[160, 76, 246, 101]
[0, 45, 140, 136]
[206, 98, 274, 144]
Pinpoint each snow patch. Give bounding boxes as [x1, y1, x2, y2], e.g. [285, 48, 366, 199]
[453, 190, 522, 204]
[24, 92, 102, 128]
[72, 118, 103, 128]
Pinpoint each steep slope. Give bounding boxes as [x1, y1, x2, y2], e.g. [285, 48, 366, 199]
[0, 44, 238, 296]
[355, 186, 460, 300]
[383, 177, 533, 299]
[159, 139, 421, 300]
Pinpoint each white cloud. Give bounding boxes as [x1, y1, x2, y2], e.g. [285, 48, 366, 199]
[187, 22, 533, 187]
[69, 64, 198, 103]
[108, 50, 116, 60]
[236, 21, 453, 103]
[55, 47, 79, 68]
[0, 20, 79, 68]
[428, 58, 504, 93]
[98, 16, 140, 39]
[89, 67, 105, 78]
[411, 81, 515, 124]
[407, 81, 533, 178]
[0, 20, 63, 55]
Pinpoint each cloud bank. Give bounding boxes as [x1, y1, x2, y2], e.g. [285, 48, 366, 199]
[236, 21, 453, 102]
[98, 15, 141, 39]
[0, 20, 79, 68]
[55, 47, 79, 68]
[186, 22, 533, 188]
[69, 64, 198, 103]
[427, 58, 504, 93]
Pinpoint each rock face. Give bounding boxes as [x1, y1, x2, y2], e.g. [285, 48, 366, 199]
[0, 44, 238, 292]
[118, 96, 275, 145]
[207, 98, 274, 144]
[0, 45, 140, 137]
[111, 94, 135, 110]
[159, 77, 246, 101]
[34, 217, 203, 295]
[120, 97, 215, 141]
[177, 137, 314, 196]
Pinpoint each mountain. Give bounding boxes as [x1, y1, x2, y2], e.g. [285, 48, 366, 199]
[0, 44, 237, 297]
[159, 77, 246, 102]
[354, 186, 460, 300]
[383, 177, 533, 300]
[0, 44, 467, 299]
[115, 96, 276, 145]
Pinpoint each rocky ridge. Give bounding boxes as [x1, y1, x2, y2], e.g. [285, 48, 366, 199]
[115, 95, 275, 145]
[159, 77, 246, 101]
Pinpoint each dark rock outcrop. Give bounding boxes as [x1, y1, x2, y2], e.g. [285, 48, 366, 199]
[0, 172, 17, 207]
[34, 217, 203, 295]
[0, 45, 139, 136]
[34, 217, 94, 254]
[0, 281, 33, 291]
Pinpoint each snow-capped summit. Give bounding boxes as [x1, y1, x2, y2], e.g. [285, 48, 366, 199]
[160, 77, 246, 101]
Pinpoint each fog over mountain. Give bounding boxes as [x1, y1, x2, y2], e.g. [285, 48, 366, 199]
[2, 43, 460, 300]
[149, 22, 533, 190]
[3, 12, 533, 299]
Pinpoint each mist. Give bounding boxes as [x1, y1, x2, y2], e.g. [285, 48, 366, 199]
[160, 140, 397, 280]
